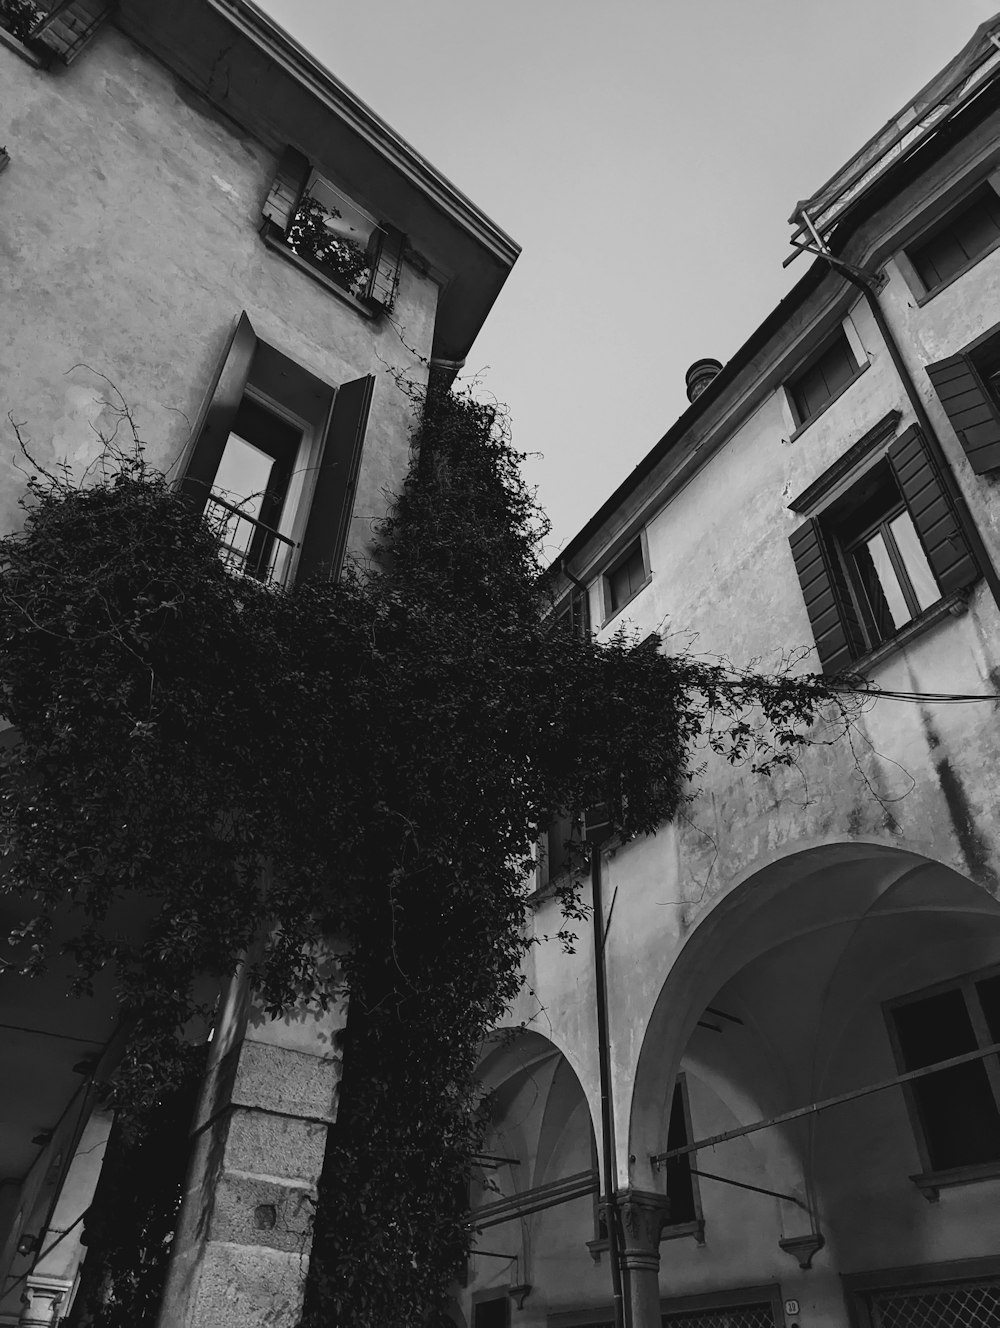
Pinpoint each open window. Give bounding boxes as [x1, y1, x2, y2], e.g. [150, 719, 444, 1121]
[183, 313, 375, 586]
[789, 425, 979, 673]
[886, 966, 1000, 1182]
[0, 0, 113, 63]
[261, 146, 405, 312]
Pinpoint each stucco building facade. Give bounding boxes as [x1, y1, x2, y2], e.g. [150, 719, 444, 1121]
[464, 18, 1000, 1328]
[0, 2, 517, 1324]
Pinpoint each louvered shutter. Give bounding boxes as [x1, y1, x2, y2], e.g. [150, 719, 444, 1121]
[262, 146, 310, 233]
[181, 313, 257, 508]
[789, 519, 864, 675]
[367, 225, 404, 311]
[925, 352, 1000, 474]
[33, 0, 114, 63]
[297, 375, 375, 582]
[888, 425, 979, 594]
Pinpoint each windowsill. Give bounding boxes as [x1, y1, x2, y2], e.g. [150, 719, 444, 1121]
[912, 234, 1000, 307]
[911, 1160, 1000, 1202]
[0, 25, 45, 65]
[600, 573, 652, 629]
[846, 588, 971, 674]
[788, 361, 871, 444]
[262, 226, 377, 320]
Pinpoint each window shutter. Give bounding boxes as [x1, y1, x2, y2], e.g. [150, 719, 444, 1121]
[181, 313, 257, 508]
[925, 352, 1000, 474]
[33, 0, 114, 63]
[368, 225, 404, 311]
[888, 424, 979, 594]
[297, 375, 375, 582]
[789, 518, 864, 675]
[262, 146, 310, 233]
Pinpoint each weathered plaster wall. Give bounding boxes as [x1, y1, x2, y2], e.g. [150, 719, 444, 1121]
[0, 26, 437, 560]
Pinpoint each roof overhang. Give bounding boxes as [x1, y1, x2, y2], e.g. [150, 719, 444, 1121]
[114, 0, 520, 365]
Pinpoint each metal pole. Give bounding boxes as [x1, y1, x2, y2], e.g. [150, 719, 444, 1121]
[591, 839, 626, 1328]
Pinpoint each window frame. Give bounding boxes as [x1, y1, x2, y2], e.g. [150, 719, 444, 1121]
[786, 329, 867, 433]
[0, 0, 113, 66]
[600, 532, 650, 626]
[883, 962, 1000, 1195]
[899, 179, 1000, 303]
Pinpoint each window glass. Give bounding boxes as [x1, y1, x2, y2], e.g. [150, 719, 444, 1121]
[889, 511, 939, 612]
[892, 989, 1000, 1170]
[856, 530, 910, 632]
[288, 173, 381, 296]
[975, 975, 1000, 1042]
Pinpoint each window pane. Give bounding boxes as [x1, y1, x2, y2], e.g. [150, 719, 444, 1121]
[893, 989, 1000, 1169]
[889, 511, 939, 612]
[856, 531, 911, 634]
[213, 434, 275, 521]
[976, 975, 1000, 1042]
[664, 1082, 696, 1224]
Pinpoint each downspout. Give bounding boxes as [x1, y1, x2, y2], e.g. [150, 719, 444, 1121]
[834, 261, 1000, 607]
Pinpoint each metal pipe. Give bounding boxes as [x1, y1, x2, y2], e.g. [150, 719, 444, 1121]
[471, 1170, 598, 1229]
[688, 1168, 812, 1213]
[652, 1039, 1000, 1167]
[591, 841, 626, 1328]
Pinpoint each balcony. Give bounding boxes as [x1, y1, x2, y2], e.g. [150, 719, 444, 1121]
[204, 493, 297, 588]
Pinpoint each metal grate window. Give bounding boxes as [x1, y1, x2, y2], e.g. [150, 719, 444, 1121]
[662, 1302, 776, 1328]
[870, 1281, 1000, 1328]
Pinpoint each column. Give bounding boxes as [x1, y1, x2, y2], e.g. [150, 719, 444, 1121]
[616, 1188, 670, 1328]
[19, 1276, 72, 1327]
[156, 965, 347, 1328]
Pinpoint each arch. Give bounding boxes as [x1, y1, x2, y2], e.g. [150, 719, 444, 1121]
[629, 838, 1000, 1190]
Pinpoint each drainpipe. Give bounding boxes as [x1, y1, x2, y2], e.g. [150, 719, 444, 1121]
[587, 817, 626, 1328]
[827, 258, 1000, 608]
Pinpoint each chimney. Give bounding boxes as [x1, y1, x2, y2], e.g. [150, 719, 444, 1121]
[684, 358, 723, 403]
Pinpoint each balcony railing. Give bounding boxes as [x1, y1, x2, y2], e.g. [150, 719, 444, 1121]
[204, 493, 297, 588]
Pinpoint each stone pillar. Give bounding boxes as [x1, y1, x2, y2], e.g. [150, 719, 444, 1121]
[19, 1275, 72, 1327]
[616, 1188, 670, 1328]
[156, 964, 346, 1328]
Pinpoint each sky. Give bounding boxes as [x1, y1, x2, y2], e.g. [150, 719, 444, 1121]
[257, 0, 999, 559]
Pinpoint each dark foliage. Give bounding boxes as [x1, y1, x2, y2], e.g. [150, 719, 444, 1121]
[0, 387, 860, 1325]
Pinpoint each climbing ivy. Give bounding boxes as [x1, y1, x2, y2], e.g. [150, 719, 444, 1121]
[0, 385, 863, 1325]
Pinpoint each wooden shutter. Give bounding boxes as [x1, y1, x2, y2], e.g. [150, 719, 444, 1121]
[926, 352, 1000, 474]
[789, 518, 864, 675]
[297, 375, 375, 582]
[888, 425, 979, 595]
[262, 146, 310, 233]
[180, 313, 257, 508]
[368, 225, 405, 311]
[34, 0, 114, 63]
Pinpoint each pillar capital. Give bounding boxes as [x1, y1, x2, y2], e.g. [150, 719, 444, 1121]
[614, 1187, 670, 1271]
[19, 1275, 72, 1327]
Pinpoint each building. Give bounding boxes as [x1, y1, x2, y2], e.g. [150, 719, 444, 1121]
[0, 2, 517, 1324]
[464, 17, 1000, 1328]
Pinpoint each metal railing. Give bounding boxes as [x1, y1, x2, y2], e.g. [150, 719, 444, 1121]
[204, 492, 297, 588]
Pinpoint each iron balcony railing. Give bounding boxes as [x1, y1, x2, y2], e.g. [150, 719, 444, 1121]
[204, 492, 297, 588]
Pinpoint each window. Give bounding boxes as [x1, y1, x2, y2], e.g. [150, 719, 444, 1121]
[788, 331, 862, 428]
[0, 0, 113, 63]
[473, 1294, 510, 1328]
[261, 147, 404, 312]
[789, 425, 978, 674]
[926, 325, 1000, 474]
[886, 967, 1000, 1175]
[602, 537, 649, 621]
[662, 1078, 702, 1234]
[184, 312, 375, 586]
[908, 186, 1000, 294]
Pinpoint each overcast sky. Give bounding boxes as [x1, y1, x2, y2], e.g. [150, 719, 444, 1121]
[258, 0, 998, 557]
